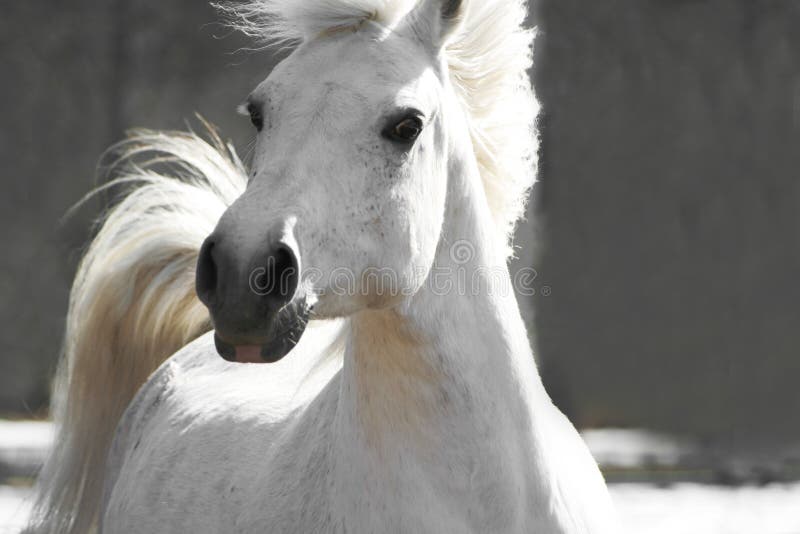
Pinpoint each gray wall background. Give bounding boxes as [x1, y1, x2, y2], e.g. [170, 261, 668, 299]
[528, 0, 800, 458]
[1, 1, 798, 459]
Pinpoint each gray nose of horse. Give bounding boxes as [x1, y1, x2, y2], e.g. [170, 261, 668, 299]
[196, 231, 300, 340]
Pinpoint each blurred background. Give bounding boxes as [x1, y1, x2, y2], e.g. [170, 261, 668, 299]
[1, 0, 799, 532]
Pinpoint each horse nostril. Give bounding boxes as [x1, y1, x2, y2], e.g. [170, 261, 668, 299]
[264, 244, 299, 303]
[196, 237, 218, 307]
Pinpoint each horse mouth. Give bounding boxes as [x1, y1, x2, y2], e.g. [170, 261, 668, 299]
[213, 304, 309, 364]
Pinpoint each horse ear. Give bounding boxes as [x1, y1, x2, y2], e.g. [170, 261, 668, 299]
[402, 0, 465, 51]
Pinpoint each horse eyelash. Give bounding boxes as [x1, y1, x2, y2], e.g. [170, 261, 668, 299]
[239, 100, 265, 132]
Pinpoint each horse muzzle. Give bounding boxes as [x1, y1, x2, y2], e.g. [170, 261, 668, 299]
[195, 215, 308, 364]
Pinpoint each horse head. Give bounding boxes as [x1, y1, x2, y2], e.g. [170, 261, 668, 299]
[196, 0, 466, 362]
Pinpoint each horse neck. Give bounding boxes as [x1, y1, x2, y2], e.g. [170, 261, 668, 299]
[331, 135, 552, 528]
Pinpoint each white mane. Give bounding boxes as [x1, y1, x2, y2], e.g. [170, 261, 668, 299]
[220, 0, 538, 255]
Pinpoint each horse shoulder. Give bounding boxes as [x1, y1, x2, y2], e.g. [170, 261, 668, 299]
[101, 331, 344, 532]
[100, 339, 202, 524]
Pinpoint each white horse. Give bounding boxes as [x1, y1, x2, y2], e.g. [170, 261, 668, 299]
[28, 0, 615, 532]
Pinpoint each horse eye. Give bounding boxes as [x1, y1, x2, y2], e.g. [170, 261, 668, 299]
[248, 104, 264, 132]
[383, 115, 423, 144]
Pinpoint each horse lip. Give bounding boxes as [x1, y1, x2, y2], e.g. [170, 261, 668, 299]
[213, 315, 308, 364]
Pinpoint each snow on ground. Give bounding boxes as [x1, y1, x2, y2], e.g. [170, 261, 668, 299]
[611, 482, 800, 534]
[1, 421, 799, 532]
[581, 428, 696, 469]
[0, 421, 53, 479]
[0, 421, 53, 453]
[0, 486, 32, 534]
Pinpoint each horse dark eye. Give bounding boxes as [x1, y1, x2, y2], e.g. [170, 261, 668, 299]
[384, 115, 423, 143]
[248, 105, 264, 132]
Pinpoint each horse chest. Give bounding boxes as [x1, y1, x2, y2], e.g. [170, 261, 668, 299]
[103, 377, 525, 533]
